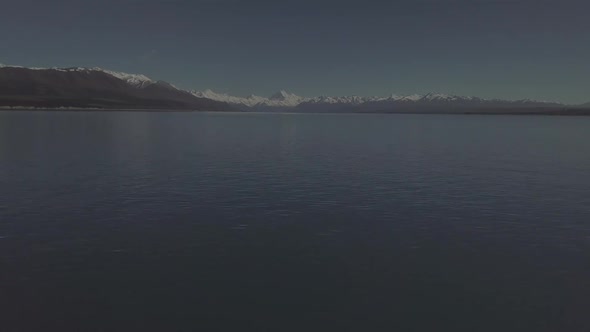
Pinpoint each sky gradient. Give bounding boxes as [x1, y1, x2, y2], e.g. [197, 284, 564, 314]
[1, 0, 589, 103]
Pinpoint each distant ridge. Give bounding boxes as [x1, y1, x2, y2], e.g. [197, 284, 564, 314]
[0, 65, 230, 110]
[190, 89, 573, 114]
[0, 64, 587, 114]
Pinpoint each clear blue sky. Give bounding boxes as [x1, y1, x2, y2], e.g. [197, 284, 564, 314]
[1, 0, 589, 103]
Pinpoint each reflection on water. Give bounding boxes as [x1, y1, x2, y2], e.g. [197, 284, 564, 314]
[1, 111, 589, 331]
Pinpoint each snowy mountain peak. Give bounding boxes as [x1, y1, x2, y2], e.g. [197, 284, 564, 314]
[400, 94, 423, 101]
[267, 90, 305, 106]
[269, 90, 296, 100]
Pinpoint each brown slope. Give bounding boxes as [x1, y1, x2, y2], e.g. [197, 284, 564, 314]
[0, 67, 231, 110]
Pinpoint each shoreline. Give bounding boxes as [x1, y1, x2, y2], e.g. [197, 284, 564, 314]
[2, 107, 590, 116]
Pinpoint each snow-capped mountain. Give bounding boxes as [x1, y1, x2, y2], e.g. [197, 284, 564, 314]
[191, 89, 306, 108]
[0, 63, 577, 113]
[304, 92, 565, 113]
[268, 90, 307, 106]
[0, 64, 229, 110]
[191, 89, 565, 113]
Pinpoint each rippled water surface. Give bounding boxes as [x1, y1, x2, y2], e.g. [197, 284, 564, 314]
[1, 111, 589, 331]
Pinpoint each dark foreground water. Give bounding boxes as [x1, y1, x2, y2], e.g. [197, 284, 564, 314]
[0, 111, 589, 331]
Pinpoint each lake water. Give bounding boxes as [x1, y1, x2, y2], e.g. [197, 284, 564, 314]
[1, 111, 589, 331]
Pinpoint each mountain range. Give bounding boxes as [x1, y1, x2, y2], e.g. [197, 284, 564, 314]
[1, 64, 588, 114]
[191, 89, 573, 113]
[0, 64, 228, 110]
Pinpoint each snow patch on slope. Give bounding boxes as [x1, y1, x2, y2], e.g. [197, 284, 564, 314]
[191, 89, 307, 107]
[99, 69, 154, 88]
[0, 63, 155, 88]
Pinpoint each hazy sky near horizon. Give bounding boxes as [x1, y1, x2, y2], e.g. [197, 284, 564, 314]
[1, 0, 589, 103]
